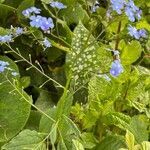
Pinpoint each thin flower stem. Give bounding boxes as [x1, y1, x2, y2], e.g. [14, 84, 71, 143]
[5, 44, 65, 89]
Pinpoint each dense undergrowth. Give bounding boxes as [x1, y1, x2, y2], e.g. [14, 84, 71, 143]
[0, 0, 150, 149]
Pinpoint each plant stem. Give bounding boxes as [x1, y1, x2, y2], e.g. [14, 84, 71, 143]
[115, 21, 122, 50]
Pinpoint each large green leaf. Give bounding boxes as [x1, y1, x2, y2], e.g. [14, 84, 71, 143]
[121, 41, 142, 65]
[67, 22, 99, 89]
[0, 56, 31, 142]
[2, 130, 46, 150]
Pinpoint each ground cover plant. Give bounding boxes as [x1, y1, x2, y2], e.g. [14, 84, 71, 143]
[0, 0, 150, 149]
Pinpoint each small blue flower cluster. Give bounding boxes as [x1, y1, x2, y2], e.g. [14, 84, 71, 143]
[22, 7, 41, 17]
[42, 37, 52, 49]
[106, 50, 123, 77]
[22, 6, 55, 49]
[128, 25, 147, 39]
[125, 0, 142, 22]
[22, 7, 54, 32]
[110, 0, 141, 22]
[29, 15, 54, 31]
[0, 61, 9, 73]
[109, 0, 147, 39]
[0, 35, 12, 43]
[0, 27, 24, 43]
[50, 1, 67, 9]
[110, 60, 123, 77]
[0, 60, 18, 76]
[110, 0, 125, 14]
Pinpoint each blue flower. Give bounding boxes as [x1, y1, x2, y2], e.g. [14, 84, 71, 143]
[50, 1, 67, 9]
[136, 10, 142, 20]
[0, 61, 9, 73]
[125, 6, 135, 22]
[29, 7, 41, 14]
[125, 0, 142, 22]
[128, 25, 140, 39]
[30, 15, 43, 28]
[40, 17, 54, 31]
[127, 0, 138, 12]
[110, 0, 126, 14]
[22, 7, 41, 17]
[139, 29, 147, 38]
[128, 25, 147, 39]
[0, 35, 12, 43]
[110, 60, 123, 77]
[29, 15, 54, 31]
[22, 9, 31, 17]
[15, 27, 24, 36]
[43, 37, 52, 48]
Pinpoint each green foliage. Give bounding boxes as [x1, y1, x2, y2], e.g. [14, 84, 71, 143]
[0, 56, 31, 143]
[2, 130, 46, 150]
[0, 0, 149, 149]
[67, 22, 99, 89]
[95, 135, 126, 150]
[121, 41, 143, 65]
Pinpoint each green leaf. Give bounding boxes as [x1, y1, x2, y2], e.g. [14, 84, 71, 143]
[24, 110, 41, 131]
[19, 76, 30, 88]
[102, 112, 131, 130]
[136, 20, 150, 31]
[87, 75, 120, 121]
[129, 115, 148, 143]
[2, 130, 46, 150]
[97, 45, 112, 72]
[121, 41, 142, 65]
[35, 90, 55, 112]
[67, 22, 99, 88]
[0, 4, 16, 21]
[57, 140, 68, 150]
[39, 108, 56, 134]
[56, 90, 73, 119]
[50, 123, 58, 150]
[126, 76, 149, 112]
[59, 2, 89, 25]
[95, 135, 126, 150]
[0, 56, 31, 142]
[141, 141, 150, 150]
[0, 0, 5, 3]
[125, 130, 135, 150]
[81, 132, 97, 149]
[72, 139, 84, 150]
[58, 115, 81, 138]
